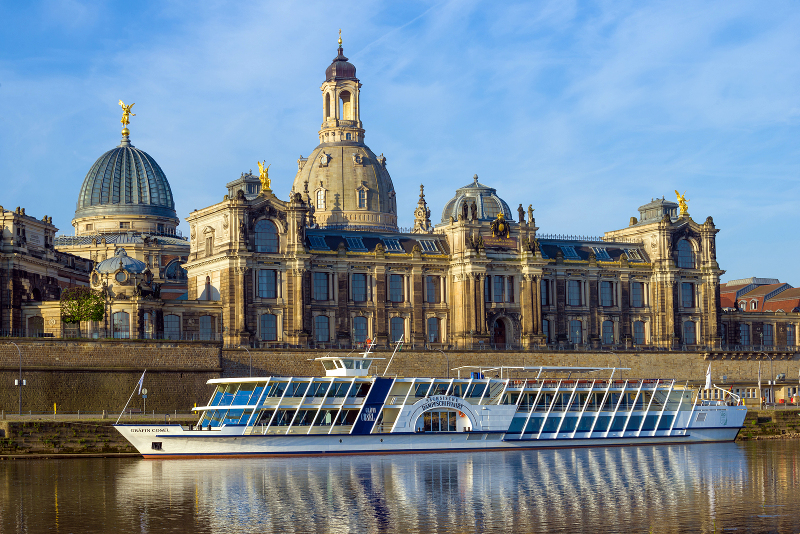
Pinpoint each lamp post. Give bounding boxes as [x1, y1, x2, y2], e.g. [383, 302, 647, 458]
[9, 342, 22, 416]
[240, 345, 252, 377]
[762, 351, 774, 405]
[435, 349, 450, 379]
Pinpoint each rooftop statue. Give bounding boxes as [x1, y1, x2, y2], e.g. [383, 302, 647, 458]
[119, 100, 135, 127]
[674, 190, 689, 215]
[257, 161, 271, 192]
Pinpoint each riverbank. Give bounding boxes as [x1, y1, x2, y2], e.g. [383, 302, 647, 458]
[736, 409, 800, 441]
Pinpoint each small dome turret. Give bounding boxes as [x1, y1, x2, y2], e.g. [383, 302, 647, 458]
[95, 248, 147, 274]
[439, 175, 513, 224]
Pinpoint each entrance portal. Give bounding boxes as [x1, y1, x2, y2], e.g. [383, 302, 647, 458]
[493, 319, 506, 346]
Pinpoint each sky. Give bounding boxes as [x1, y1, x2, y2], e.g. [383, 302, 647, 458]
[1, 1, 798, 283]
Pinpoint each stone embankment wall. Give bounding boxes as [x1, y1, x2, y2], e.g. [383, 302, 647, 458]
[738, 410, 800, 440]
[0, 340, 220, 414]
[1, 339, 799, 414]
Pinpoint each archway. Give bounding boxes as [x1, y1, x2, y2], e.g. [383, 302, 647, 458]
[492, 318, 507, 346]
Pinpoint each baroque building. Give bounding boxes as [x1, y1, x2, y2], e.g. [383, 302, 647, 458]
[185, 40, 727, 350]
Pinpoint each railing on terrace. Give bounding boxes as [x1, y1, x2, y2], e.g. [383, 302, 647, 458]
[0, 330, 222, 342]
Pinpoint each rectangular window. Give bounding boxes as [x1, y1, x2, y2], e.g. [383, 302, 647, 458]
[205, 236, 213, 257]
[541, 279, 550, 306]
[592, 247, 612, 261]
[313, 273, 329, 301]
[164, 315, 180, 340]
[600, 281, 614, 307]
[631, 282, 644, 308]
[507, 276, 514, 303]
[427, 317, 439, 343]
[568, 280, 582, 306]
[740, 324, 750, 346]
[389, 274, 404, 302]
[85, 224, 93, 231]
[390, 317, 405, 342]
[346, 237, 367, 251]
[681, 282, 694, 308]
[308, 235, 328, 250]
[258, 270, 277, 299]
[763, 324, 774, 347]
[788, 325, 795, 347]
[261, 314, 277, 341]
[542, 319, 549, 342]
[493, 276, 505, 303]
[419, 240, 438, 253]
[383, 239, 403, 252]
[425, 276, 438, 304]
[353, 317, 367, 343]
[602, 321, 614, 344]
[485, 276, 491, 302]
[633, 321, 645, 345]
[119, 222, 130, 229]
[352, 273, 367, 302]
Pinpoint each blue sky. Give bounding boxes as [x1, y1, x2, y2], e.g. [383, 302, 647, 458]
[1, 1, 799, 283]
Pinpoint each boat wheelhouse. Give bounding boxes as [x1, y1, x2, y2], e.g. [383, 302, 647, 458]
[115, 345, 747, 457]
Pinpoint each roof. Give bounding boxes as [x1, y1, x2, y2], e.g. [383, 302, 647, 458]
[536, 240, 649, 263]
[305, 229, 449, 255]
[75, 135, 177, 221]
[739, 284, 789, 298]
[54, 232, 188, 247]
[95, 248, 147, 274]
[439, 174, 513, 224]
[325, 46, 357, 81]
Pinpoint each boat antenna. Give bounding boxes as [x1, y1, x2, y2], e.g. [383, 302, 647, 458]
[382, 336, 403, 376]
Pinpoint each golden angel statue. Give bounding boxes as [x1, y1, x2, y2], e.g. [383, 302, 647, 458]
[119, 100, 135, 126]
[674, 190, 689, 215]
[257, 161, 271, 192]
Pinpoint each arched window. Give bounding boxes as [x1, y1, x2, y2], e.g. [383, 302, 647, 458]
[633, 321, 646, 345]
[353, 316, 367, 344]
[683, 321, 696, 345]
[569, 320, 582, 345]
[315, 315, 330, 343]
[602, 320, 614, 345]
[339, 90, 351, 120]
[390, 317, 405, 343]
[738, 301, 746, 310]
[427, 317, 440, 343]
[676, 240, 695, 269]
[113, 311, 130, 339]
[261, 314, 277, 341]
[199, 315, 214, 340]
[164, 314, 181, 340]
[316, 190, 325, 210]
[358, 189, 367, 209]
[750, 301, 758, 310]
[255, 219, 278, 253]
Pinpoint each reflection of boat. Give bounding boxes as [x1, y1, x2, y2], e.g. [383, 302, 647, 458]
[115, 345, 746, 458]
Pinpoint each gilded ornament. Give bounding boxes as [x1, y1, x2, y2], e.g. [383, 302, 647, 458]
[119, 100, 135, 128]
[257, 161, 271, 192]
[674, 190, 689, 215]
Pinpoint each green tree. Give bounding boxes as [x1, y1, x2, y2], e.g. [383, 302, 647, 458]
[60, 287, 105, 325]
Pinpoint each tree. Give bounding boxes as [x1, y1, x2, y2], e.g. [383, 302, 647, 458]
[60, 287, 105, 325]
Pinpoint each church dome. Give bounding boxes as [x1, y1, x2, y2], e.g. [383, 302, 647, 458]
[94, 248, 147, 274]
[74, 136, 177, 221]
[325, 46, 357, 81]
[439, 175, 513, 224]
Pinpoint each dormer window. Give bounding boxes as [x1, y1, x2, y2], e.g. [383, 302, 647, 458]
[751, 301, 758, 310]
[592, 247, 612, 261]
[346, 237, 367, 251]
[559, 246, 580, 260]
[382, 239, 403, 252]
[358, 189, 366, 208]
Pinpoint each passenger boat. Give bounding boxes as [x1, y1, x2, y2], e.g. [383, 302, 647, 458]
[115, 344, 747, 458]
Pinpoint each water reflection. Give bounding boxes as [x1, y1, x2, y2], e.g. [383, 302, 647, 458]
[3, 442, 800, 533]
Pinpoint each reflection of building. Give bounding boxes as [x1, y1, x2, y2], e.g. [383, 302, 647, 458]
[0, 205, 91, 335]
[185, 41, 729, 349]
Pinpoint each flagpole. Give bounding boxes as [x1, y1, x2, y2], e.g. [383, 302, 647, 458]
[116, 370, 146, 424]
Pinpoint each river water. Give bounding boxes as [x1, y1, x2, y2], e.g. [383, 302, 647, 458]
[1, 441, 799, 533]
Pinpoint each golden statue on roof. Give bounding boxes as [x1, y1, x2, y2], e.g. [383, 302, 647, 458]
[257, 161, 271, 192]
[674, 190, 689, 215]
[119, 100, 135, 127]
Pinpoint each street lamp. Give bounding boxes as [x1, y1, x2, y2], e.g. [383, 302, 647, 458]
[762, 351, 774, 405]
[240, 345, 252, 377]
[9, 342, 22, 416]
[435, 349, 450, 379]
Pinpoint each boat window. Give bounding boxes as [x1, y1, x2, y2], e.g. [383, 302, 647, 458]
[232, 384, 255, 405]
[287, 382, 308, 397]
[525, 417, 543, 433]
[313, 410, 336, 426]
[209, 388, 225, 406]
[292, 410, 315, 426]
[307, 382, 328, 397]
[576, 416, 595, 432]
[322, 361, 335, 370]
[222, 409, 248, 425]
[335, 410, 359, 426]
[507, 416, 526, 433]
[271, 409, 295, 427]
[640, 415, 658, 432]
[626, 415, 643, 432]
[657, 415, 675, 430]
[349, 383, 371, 398]
[419, 410, 457, 432]
[342, 359, 355, 369]
[431, 381, 449, 396]
[450, 383, 466, 397]
[218, 385, 236, 407]
[330, 382, 351, 397]
[610, 416, 628, 432]
[267, 382, 287, 397]
[561, 417, 578, 433]
[466, 383, 486, 398]
[414, 383, 431, 397]
[542, 417, 562, 433]
[256, 410, 274, 425]
[249, 384, 265, 405]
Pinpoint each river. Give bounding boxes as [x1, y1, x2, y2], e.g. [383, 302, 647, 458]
[2, 441, 799, 533]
